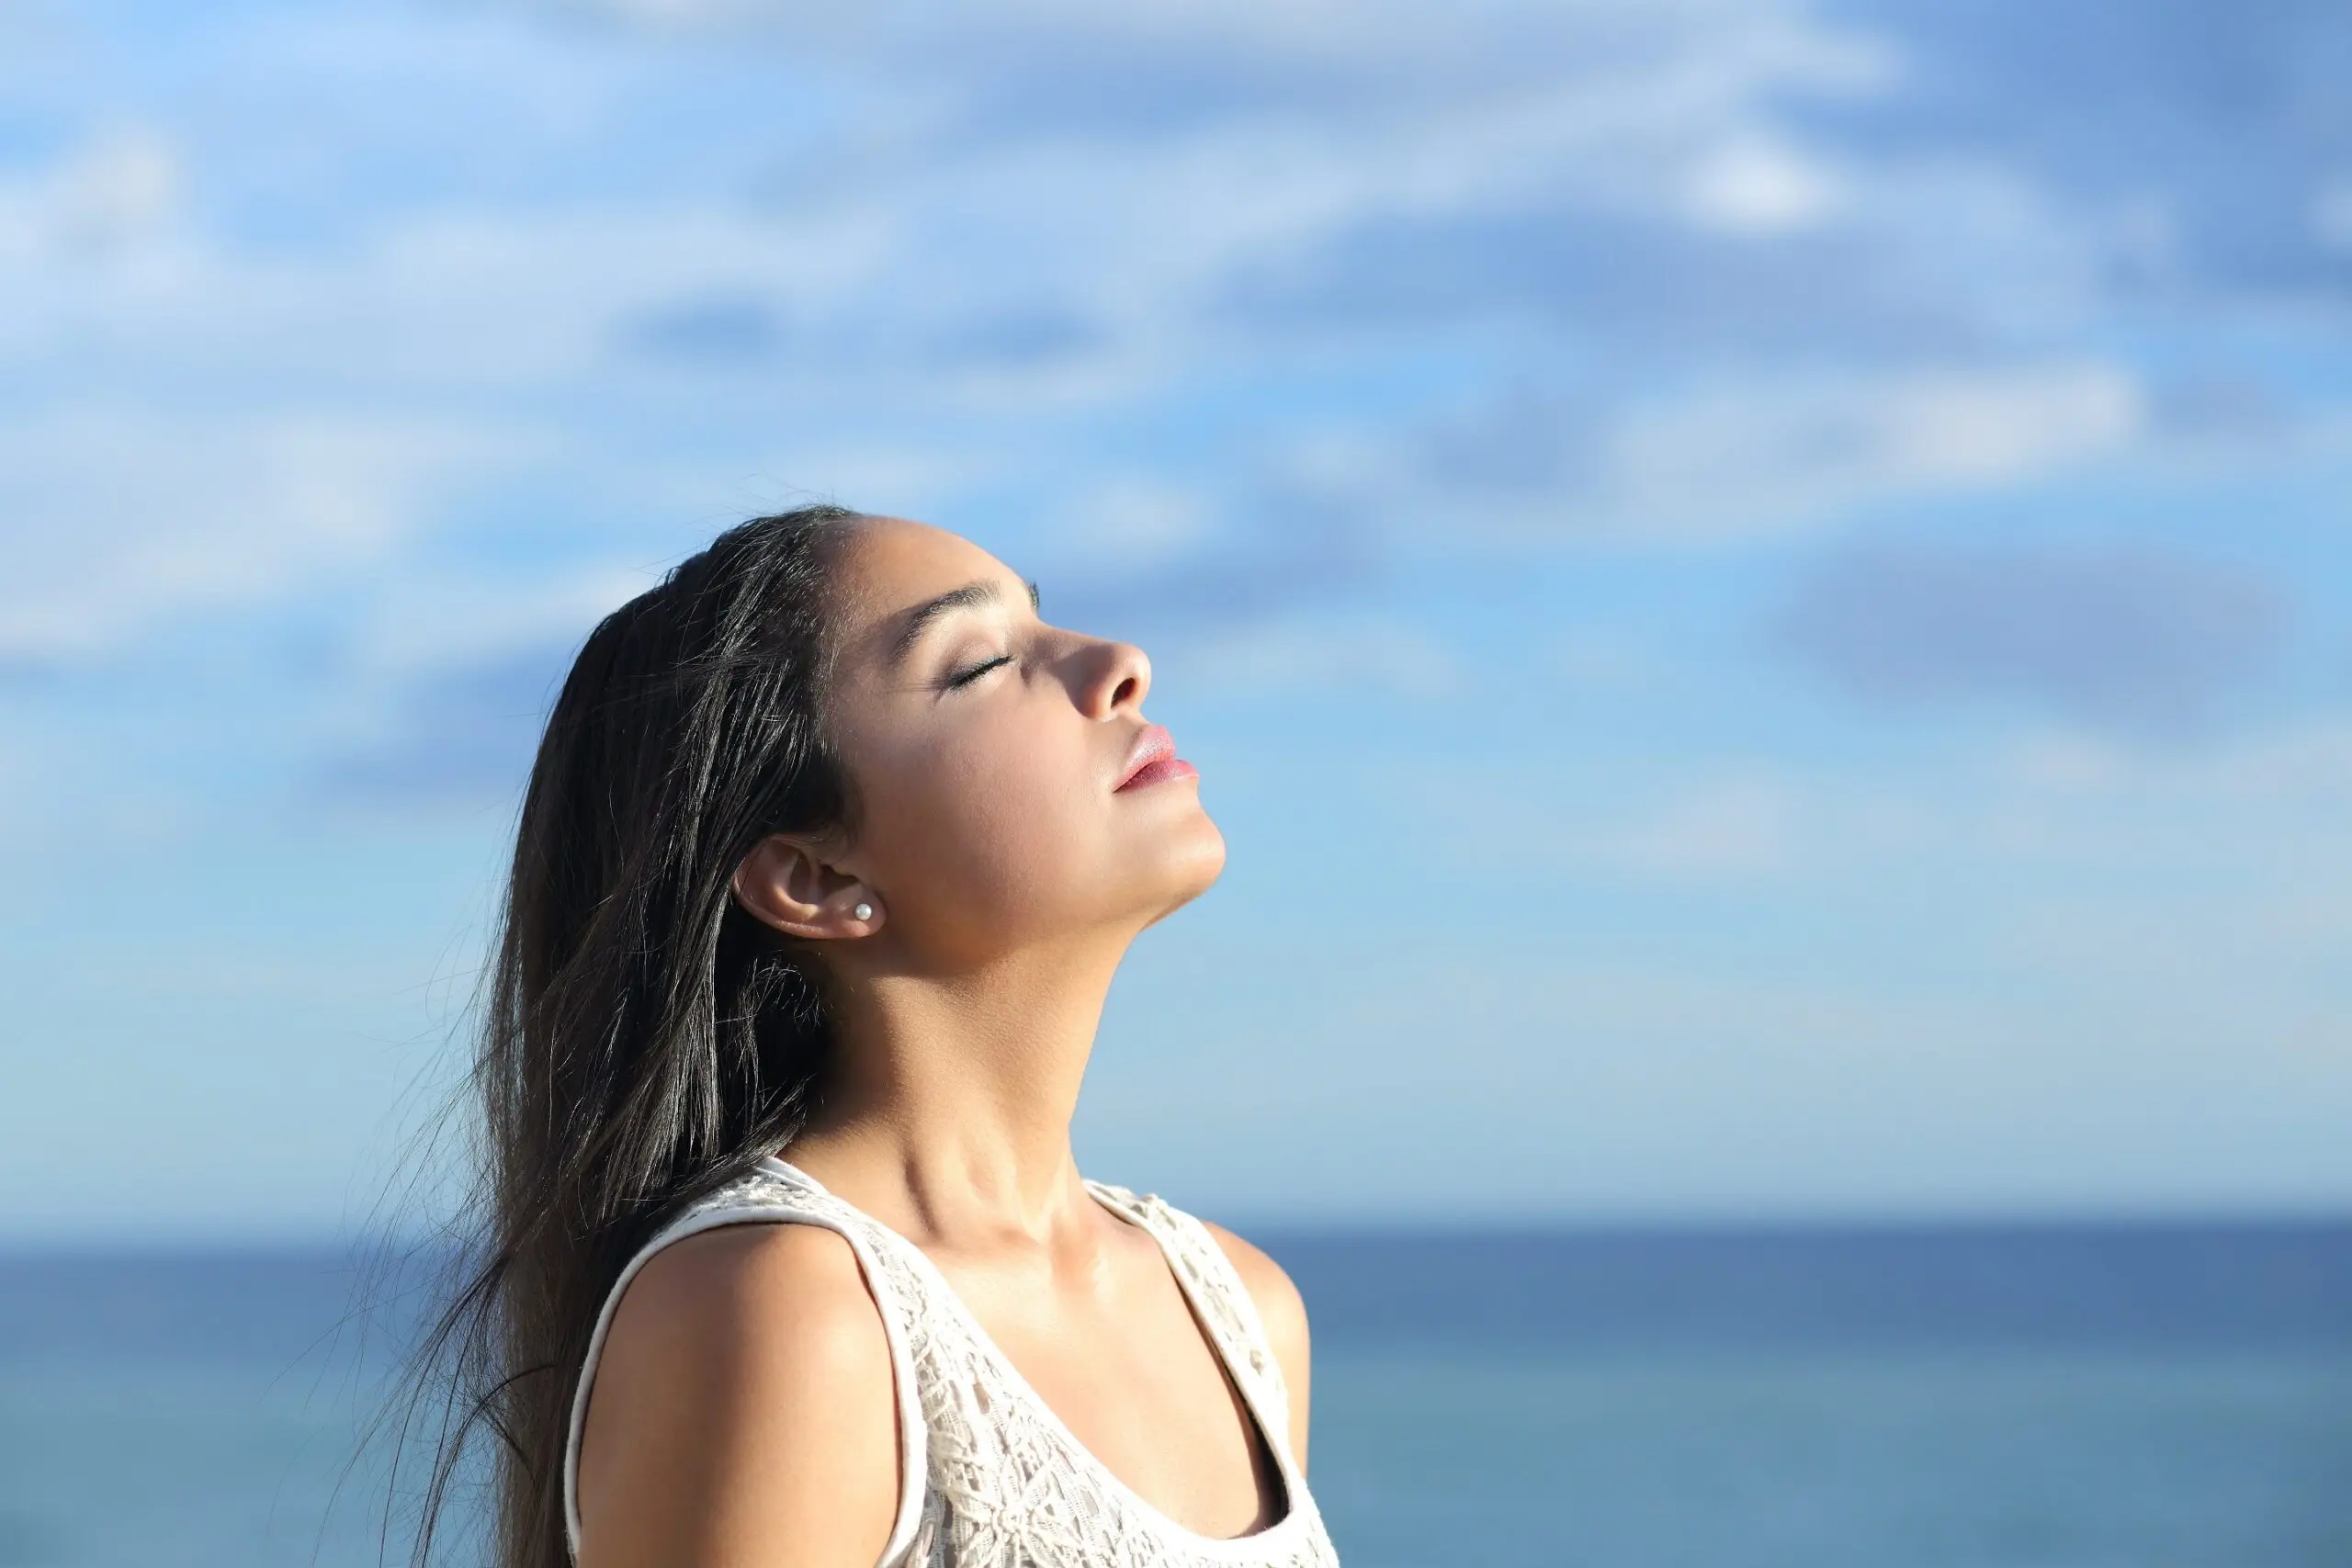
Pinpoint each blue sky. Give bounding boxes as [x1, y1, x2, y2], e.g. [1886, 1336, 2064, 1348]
[3, 0, 2349, 1239]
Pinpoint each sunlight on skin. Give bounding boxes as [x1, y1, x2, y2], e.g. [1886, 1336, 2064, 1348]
[577, 516, 1312, 1568]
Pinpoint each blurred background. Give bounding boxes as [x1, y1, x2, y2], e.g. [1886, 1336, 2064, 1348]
[2, 1, 2349, 1564]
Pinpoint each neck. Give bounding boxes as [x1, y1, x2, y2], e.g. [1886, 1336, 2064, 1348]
[780, 933, 1131, 1245]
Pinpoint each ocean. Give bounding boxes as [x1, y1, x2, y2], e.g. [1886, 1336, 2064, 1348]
[2, 1223, 2346, 1567]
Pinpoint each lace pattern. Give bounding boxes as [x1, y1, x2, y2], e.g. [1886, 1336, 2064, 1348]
[565, 1158, 1342, 1568]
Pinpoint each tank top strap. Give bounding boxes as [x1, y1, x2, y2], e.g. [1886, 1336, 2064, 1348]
[1080, 1179, 1295, 1458]
[561, 1160, 934, 1568]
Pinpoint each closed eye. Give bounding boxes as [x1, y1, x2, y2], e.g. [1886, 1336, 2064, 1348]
[946, 655, 1012, 690]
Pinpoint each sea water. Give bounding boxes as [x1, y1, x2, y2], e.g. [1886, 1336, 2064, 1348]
[2, 1226, 2346, 1567]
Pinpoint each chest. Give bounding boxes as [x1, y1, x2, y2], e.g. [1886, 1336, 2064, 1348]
[924, 1235, 1289, 1541]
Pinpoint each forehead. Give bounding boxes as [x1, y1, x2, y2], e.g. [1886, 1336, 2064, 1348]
[834, 515, 1012, 608]
[829, 515, 1023, 671]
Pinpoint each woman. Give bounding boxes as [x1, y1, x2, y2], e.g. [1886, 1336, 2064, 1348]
[408, 505, 1341, 1568]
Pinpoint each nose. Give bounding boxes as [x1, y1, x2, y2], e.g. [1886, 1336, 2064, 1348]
[1079, 637, 1151, 719]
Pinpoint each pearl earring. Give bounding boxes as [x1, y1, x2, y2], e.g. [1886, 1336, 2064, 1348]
[853, 901, 874, 921]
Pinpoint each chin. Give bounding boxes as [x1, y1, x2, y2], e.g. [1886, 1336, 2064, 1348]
[1155, 815, 1227, 913]
[1096, 799, 1225, 930]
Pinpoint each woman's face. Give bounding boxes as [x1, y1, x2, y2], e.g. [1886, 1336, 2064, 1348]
[815, 515, 1225, 966]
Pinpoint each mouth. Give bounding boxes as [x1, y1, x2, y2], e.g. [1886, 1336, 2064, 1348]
[1114, 723, 1199, 792]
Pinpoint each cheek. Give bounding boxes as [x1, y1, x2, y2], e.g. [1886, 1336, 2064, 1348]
[860, 716, 1109, 921]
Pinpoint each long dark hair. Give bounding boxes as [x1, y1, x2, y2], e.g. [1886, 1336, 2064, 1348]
[392, 503, 865, 1568]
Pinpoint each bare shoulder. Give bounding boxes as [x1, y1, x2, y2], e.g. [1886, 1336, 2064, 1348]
[1195, 1218, 1314, 1466]
[1194, 1219, 1310, 1347]
[598, 1221, 888, 1392]
[577, 1222, 899, 1568]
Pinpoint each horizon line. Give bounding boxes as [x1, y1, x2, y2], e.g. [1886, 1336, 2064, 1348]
[6, 1205, 2352, 1261]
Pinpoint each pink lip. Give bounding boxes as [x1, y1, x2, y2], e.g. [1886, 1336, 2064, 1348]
[1114, 724, 1198, 792]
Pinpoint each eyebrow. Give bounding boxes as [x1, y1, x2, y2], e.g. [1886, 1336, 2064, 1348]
[888, 576, 1042, 666]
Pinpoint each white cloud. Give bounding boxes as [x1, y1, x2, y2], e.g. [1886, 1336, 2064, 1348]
[0, 0, 1906, 412]
[2008, 718, 2352, 806]
[1409, 762, 1810, 879]
[1396, 705, 2352, 898]
[2311, 175, 2352, 254]
[1604, 362, 2144, 541]
[0, 410, 524, 663]
[51, 126, 179, 247]
[1317, 360, 2148, 547]
[1038, 479, 1221, 576]
[0, 123, 184, 269]
[1680, 130, 1847, 234]
[341, 562, 657, 681]
[530, 0, 1894, 91]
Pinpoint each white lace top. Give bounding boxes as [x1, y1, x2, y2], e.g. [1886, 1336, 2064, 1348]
[563, 1156, 1343, 1568]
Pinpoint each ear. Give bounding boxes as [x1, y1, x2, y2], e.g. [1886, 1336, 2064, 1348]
[731, 834, 882, 941]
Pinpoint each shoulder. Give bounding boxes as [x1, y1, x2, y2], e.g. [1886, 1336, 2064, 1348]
[576, 1221, 899, 1568]
[1193, 1218, 1310, 1352]
[1193, 1217, 1313, 1464]
[605, 1219, 888, 1383]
